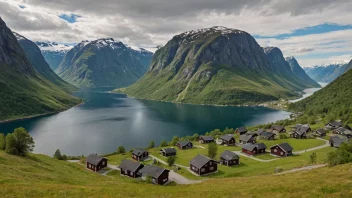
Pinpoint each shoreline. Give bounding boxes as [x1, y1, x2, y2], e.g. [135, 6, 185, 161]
[0, 101, 84, 124]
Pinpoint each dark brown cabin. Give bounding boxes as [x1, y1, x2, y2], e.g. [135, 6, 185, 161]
[220, 150, 239, 166]
[241, 143, 266, 156]
[315, 129, 327, 137]
[236, 127, 248, 135]
[160, 148, 177, 157]
[220, 135, 236, 146]
[199, 136, 215, 144]
[132, 149, 149, 161]
[239, 134, 256, 144]
[259, 131, 276, 140]
[176, 141, 193, 150]
[118, 159, 144, 178]
[86, 154, 108, 172]
[190, 154, 218, 176]
[290, 130, 307, 139]
[271, 125, 286, 133]
[270, 142, 293, 157]
[138, 165, 170, 185]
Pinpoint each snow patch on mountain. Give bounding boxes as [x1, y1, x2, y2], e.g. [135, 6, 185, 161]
[12, 32, 26, 41]
[36, 41, 73, 53]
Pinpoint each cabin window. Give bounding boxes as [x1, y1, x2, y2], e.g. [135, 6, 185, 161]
[102, 161, 105, 165]
[274, 149, 277, 152]
[280, 152, 283, 155]
[130, 172, 133, 176]
[209, 161, 212, 165]
[201, 168, 205, 172]
[209, 167, 214, 171]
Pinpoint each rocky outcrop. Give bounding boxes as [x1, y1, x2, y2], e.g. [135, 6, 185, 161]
[14, 33, 77, 92]
[285, 56, 320, 87]
[0, 17, 80, 121]
[56, 38, 153, 88]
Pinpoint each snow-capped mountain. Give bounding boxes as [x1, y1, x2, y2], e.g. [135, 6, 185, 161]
[303, 63, 349, 83]
[56, 38, 153, 88]
[35, 41, 73, 70]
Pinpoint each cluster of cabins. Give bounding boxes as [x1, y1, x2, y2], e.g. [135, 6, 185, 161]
[84, 121, 351, 184]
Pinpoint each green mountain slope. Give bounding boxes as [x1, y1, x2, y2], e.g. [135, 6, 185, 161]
[0, 150, 351, 197]
[285, 56, 320, 87]
[345, 59, 352, 73]
[123, 27, 319, 105]
[289, 68, 352, 122]
[13, 33, 77, 92]
[0, 18, 81, 121]
[56, 39, 153, 88]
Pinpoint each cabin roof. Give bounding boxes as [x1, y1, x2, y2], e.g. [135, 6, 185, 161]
[220, 150, 239, 161]
[200, 136, 214, 141]
[328, 121, 343, 127]
[240, 134, 254, 142]
[177, 141, 192, 147]
[316, 129, 326, 134]
[190, 154, 215, 169]
[132, 149, 147, 157]
[334, 127, 352, 134]
[272, 125, 285, 131]
[242, 143, 266, 151]
[138, 165, 169, 178]
[256, 128, 266, 135]
[86, 154, 105, 166]
[220, 134, 235, 142]
[118, 159, 143, 172]
[271, 142, 293, 152]
[260, 131, 276, 138]
[237, 127, 248, 133]
[160, 148, 177, 154]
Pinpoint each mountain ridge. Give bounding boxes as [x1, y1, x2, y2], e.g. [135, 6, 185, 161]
[122, 26, 320, 105]
[303, 63, 348, 83]
[56, 38, 153, 88]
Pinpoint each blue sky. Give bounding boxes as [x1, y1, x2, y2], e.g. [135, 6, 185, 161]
[59, 14, 81, 23]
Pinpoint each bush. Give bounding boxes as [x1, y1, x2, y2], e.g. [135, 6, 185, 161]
[160, 140, 168, 147]
[0, 133, 5, 150]
[6, 127, 35, 156]
[116, 146, 126, 154]
[208, 142, 218, 159]
[53, 149, 62, 159]
[148, 140, 155, 149]
[327, 141, 352, 166]
[166, 156, 176, 167]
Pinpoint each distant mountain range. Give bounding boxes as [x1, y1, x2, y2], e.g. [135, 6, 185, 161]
[56, 38, 153, 88]
[14, 33, 77, 92]
[122, 26, 319, 105]
[303, 63, 349, 83]
[35, 41, 72, 71]
[0, 17, 80, 121]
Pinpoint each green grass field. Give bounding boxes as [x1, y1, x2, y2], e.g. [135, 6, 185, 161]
[1, 150, 351, 197]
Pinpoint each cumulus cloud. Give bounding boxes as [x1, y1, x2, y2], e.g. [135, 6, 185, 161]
[1, 0, 351, 65]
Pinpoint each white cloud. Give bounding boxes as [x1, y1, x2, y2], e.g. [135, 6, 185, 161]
[1, 0, 351, 65]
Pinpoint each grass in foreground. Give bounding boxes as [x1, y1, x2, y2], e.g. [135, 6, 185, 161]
[0, 151, 351, 197]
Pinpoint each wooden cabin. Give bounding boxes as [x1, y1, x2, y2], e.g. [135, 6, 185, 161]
[290, 130, 307, 139]
[271, 125, 286, 133]
[315, 129, 327, 137]
[160, 148, 177, 157]
[270, 142, 293, 157]
[138, 165, 170, 185]
[220, 135, 236, 146]
[325, 121, 343, 129]
[329, 136, 349, 148]
[239, 134, 256, 144]
[236, 127, 248, 135]
[256, 128, 266, 135]
[199, 136, 215, 144]
[333, 127, 352, 138]
[241, 143, 266, 156]
[292, 124, 311, 133]
[176, 141, 193, 150]
[132, 149, 149, 161]
[118, 159, 144, 178]
[259, 131, 276, 140]
[86, 154, 108, 172]
[220, 150, 239, 166]
[190, 154, 218, 176]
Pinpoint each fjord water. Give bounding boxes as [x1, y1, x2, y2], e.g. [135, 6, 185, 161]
[0, 88, 290, 156]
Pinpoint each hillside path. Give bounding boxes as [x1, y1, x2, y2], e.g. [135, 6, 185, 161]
[275, 164, 327, 175]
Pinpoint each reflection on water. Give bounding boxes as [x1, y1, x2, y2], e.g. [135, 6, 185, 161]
[0, 88, 290, 156]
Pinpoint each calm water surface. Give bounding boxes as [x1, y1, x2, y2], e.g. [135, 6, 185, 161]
[0, 87, 291, 156]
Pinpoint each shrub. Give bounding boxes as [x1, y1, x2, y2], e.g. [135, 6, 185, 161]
[116, 146, 126, 154]
[160, 140, 168, 147]
[6, 127, 35, 156]
[208, 142, 218, 159]
[327, 141, 352, 166]
[167, 156, 176, 167]
[148, 140, 155, 149]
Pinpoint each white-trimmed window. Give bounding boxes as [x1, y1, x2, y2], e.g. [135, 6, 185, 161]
[274, 149, 277, 152]
[201, 168, 205, 172]
[209, 167, 214, 171]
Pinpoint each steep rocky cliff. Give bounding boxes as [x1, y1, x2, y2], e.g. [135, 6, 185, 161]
[14, 33, 77, 92]
[0, 17, 80, 121]
[56, 38, 153, 88]
[285, 56, 320, 87]
[35, 41, 72, 70]
[124, 26, 317, 105]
